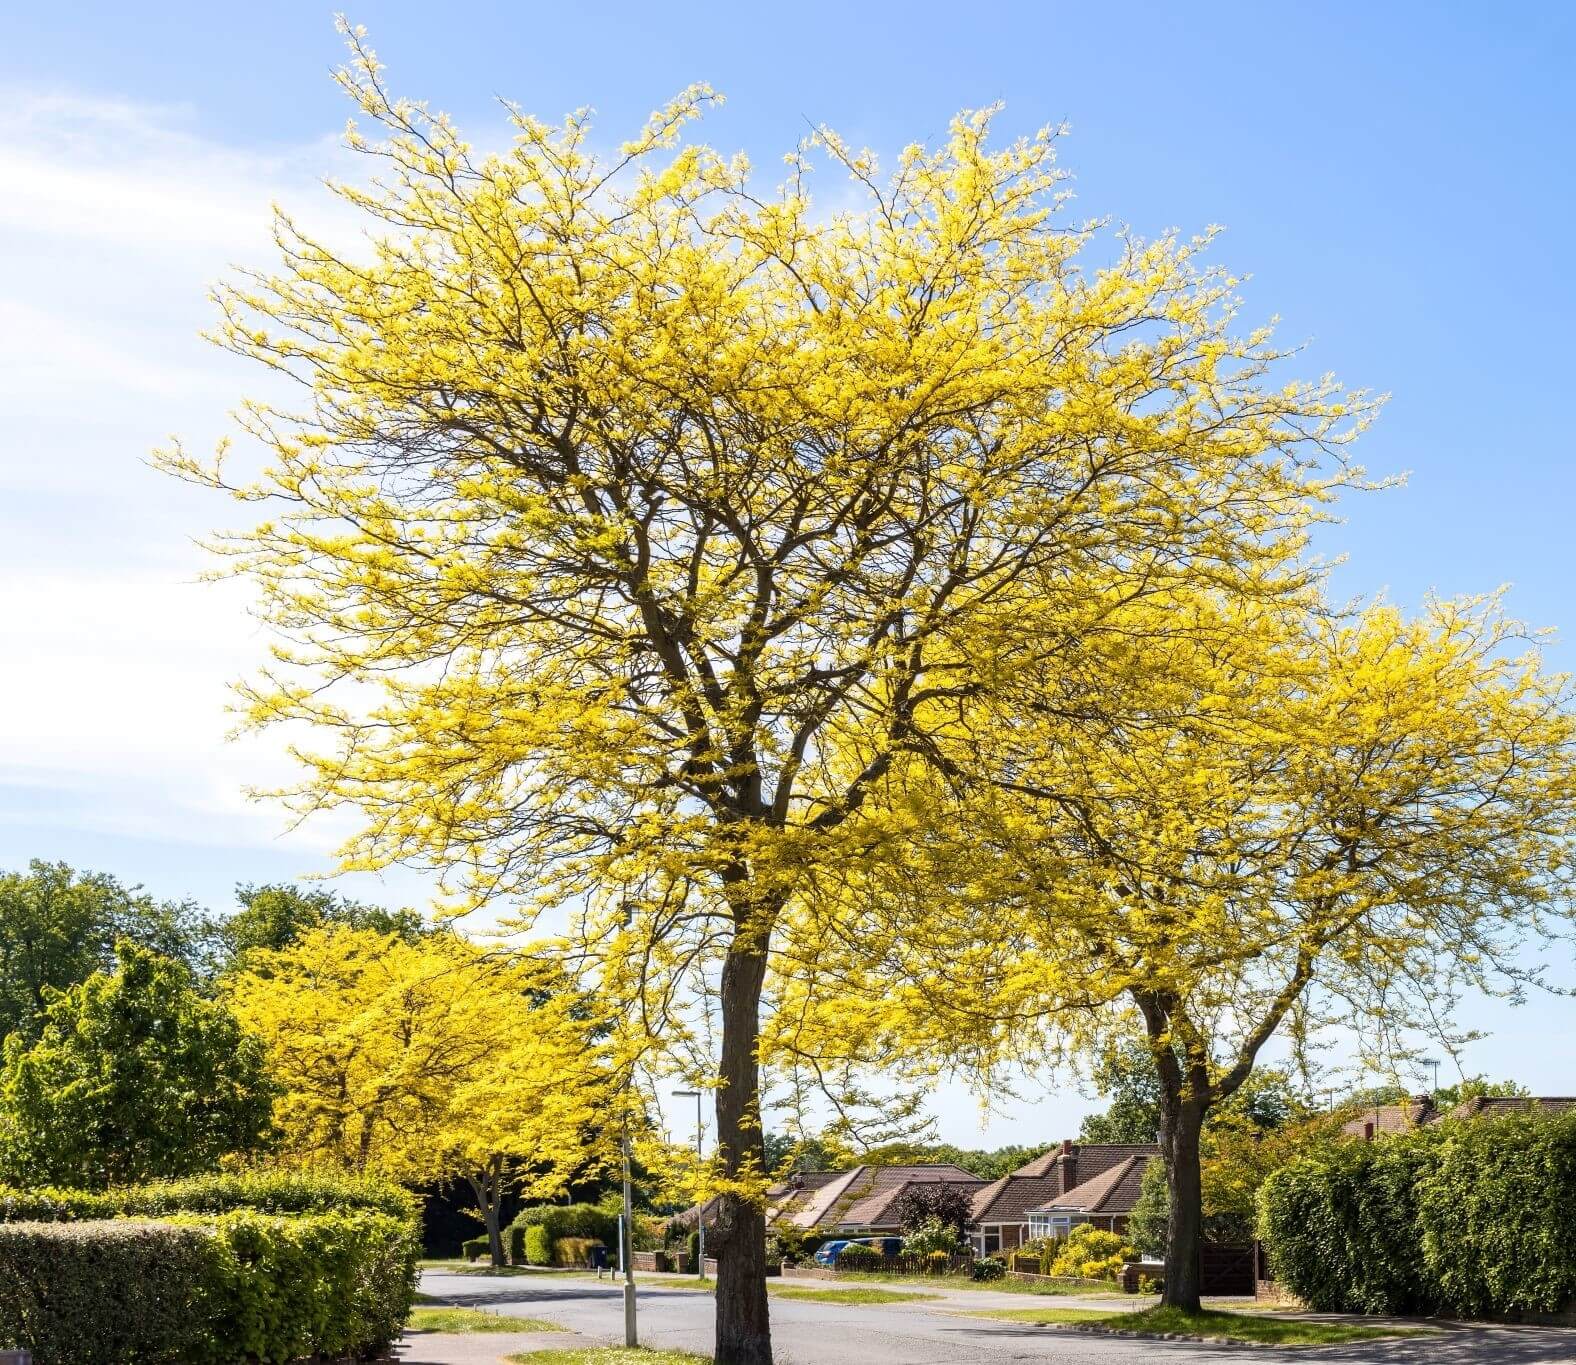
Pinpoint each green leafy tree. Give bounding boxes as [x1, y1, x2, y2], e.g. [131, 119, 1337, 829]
[0, 943, 275, 1187]
[0, 861, 214, 1041]
[215, 883, 425, 970]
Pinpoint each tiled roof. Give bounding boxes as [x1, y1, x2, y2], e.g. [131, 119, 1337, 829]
[1448, 1096, 1576, 1121]
[1032, 1153, 1156, 1217]
[827, 1165, 985, 1231]
[970, 1173, 1062, 1223]
[1341, 1099, 1435, 1137]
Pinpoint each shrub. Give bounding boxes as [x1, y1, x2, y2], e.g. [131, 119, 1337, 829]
[926, 1248, 952, 1272]
[555, 1235, 605, 1267]
[0, 1168, 418, 1225]
[901, 1216, 961, 1256]
[0, 1208, 417, 1365]
[524, 1224, 553, 1265]
[0, 1220, 214, 1364]
[462, 1234, 490, 1261]
[1258, 1135, 1441, 1314]
[834, 1242, 882, 1270]
[970, 1255, 1006, 1281]
[687, 1228, 702, 1266]
[1415, 1110, 1576, 1317]
[1049, 1223, 1133, 1280]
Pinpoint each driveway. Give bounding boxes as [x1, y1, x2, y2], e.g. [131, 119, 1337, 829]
[402, 1269, 1576, 1365]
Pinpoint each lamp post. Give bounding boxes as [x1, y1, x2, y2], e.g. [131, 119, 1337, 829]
[621, 1118, 637, 1346]
[673, 1089, 705, 1279]
[1423, 1057, 1441, 1098]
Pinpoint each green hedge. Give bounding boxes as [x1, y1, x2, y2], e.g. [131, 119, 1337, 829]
[510, 1203, 619, 1265]
[0, 1208, 418, 1364]
[0, 1169, 417, 1225]
[524, 1224, 553, 1266]
[1260, 1109, 1576, 1318]
[462, 1234, 491, 1261]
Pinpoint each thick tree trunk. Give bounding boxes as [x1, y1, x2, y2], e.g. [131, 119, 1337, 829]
[1160, 1100, 1206, 1312]
[713, 942, 772, 1365]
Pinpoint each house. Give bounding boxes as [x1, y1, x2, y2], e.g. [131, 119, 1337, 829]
[1340, 1094, 1436, 1138]
[771, 1163, 985, 1238]
[966, 1139, 1159, 1257]
[681, 1162, 986, 1242]
[1340, 1093, 1576, 1139]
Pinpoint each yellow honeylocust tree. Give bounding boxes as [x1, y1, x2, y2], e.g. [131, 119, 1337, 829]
[226, 926, 611, 1264]
[783, 593, 1576, 1311]
[161, 25, 1366, 1360]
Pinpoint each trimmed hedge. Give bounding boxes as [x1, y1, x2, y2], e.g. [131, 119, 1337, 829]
[0, 1208, 418, 1364]
[0, 1169, 418, 1225]
[554, 1235, 605, 1267]
[1260, 1109, 1576, 1318]
[510, 1202, 620, 1265]
[462, 1234, 491, 1261]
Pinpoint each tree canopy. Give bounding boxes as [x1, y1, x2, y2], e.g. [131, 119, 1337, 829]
[0, 861, 213, 1040]
[161, 23, 1374, 1361]
[0, 942, 275, 1187]
[226, 925, 614, 1263]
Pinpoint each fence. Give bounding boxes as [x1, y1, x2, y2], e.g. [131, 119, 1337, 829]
[834, 1252, 973, 1276]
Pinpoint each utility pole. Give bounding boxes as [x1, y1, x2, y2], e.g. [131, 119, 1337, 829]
[673, 1088, 705, 1279]
[622, 1120, 637, 1347]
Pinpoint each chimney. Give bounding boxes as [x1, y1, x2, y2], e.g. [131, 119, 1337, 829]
[1058, 1139, 1077, 1194]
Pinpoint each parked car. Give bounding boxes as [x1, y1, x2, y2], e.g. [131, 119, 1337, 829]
[812, 1236, 903, 1265]
[813, 1240, 850, 1266]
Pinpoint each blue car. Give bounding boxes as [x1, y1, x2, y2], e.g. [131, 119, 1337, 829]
[813, 1236, 902, 1266]
[812, 1239, 850, 1266]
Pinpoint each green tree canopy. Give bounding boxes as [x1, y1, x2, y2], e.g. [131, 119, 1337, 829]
[0, 861, 213, 1042]
[214, 883, 425, 970]
[0, 942, 275, 1187]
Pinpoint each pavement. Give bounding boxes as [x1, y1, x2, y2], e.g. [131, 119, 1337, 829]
[400, 1268, 1576, 1365]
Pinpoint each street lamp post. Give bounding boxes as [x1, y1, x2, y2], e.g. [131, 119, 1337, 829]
[622, 1119, 637, 1347]
[673, 1089, 705, 1279]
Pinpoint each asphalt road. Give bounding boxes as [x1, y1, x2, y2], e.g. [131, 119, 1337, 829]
[411, 1269, 1576, 1365]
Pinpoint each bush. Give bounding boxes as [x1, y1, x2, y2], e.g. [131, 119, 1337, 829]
[511, 1202, 619, 1261]
[835, 1242, 882, 1270]
[462, 1234, 490, 1261]
[0, 1220, 214, 1364]
[687, 1228, 702, 1266]
[970, 1255, 1006, 1281]
[1049, 1223, 1133, 1280]
[1258, 1134, 1442, 1314]
[901, 1217, 961, 1256]
[1415, 1110, 1576, 1317]
[524, 1224, 553, 1266]
[0, 1208, 417, 1365]
[555, 1235, 606, 1267]
[0, 1168, 418, 1225]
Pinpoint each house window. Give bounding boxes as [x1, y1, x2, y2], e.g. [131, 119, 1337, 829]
[1028, 1214, 1051, 1239]
[983, 1227, 1001, 1255]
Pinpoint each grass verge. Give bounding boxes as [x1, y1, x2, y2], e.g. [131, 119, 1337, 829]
[769, 1286, 931, 1305]
[824, 1270, 1127, 1296]
[962, 1305, 1431, 1346]
[506, 1351, 709, 1364]
[408, 1306, 565, 1334]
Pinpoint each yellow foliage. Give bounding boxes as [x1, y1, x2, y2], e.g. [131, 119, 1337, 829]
[226, 926, 614, 1238]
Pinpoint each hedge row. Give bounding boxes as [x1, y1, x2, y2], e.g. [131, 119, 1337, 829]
[1259, 1109, 1576, 1317]
[0, 1208, 418, 1364]
[508, 1203, 618, 1265]
[0, 1169, 417, 1225]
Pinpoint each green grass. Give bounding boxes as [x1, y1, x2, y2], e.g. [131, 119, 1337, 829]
[418, 1258, 545, 1276]
[407, 1306, 565, 1334]
[961, 1305, 1432, 1346]
[825, 1269, 1124, 1296]
[506, 1351, 710, 1364]
[769, 1286, 931, 1305]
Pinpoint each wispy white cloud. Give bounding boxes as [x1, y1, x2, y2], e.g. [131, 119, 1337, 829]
[0, 90, 355, 855]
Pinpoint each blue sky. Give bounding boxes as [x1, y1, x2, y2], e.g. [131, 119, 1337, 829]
[2, 2, 1573, 1143]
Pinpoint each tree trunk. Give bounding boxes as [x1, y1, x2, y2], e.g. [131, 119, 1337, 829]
[468, 1163, 507, 1268]
[713, 941, 772, 1365]
[1160, 1099, 1206, 1312]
